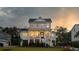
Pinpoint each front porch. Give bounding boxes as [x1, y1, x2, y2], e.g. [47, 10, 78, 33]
[20, 38, 54, 47]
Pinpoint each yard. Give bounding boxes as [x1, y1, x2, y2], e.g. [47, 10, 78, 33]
[0, 47, 65, 51]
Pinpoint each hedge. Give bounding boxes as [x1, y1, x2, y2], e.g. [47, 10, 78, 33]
[72, 41, 79, 48]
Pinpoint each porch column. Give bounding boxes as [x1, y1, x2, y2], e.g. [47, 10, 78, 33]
[55, 40, 56, 46]
[45, 39, 47, 47]
[34, 39, 35, 43]
[20, 40, 23, 47]
[39, 39, 42, 43]
[28, 39, 30, 46]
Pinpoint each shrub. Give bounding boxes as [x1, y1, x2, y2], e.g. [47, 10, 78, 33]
[72, 41, 79, 48]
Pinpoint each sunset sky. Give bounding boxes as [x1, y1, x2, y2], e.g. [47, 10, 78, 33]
[0, 7, 79, 31]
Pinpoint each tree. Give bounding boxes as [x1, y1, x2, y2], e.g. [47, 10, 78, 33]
[2, 27, 21, 46]
[54, 26, 70, 46]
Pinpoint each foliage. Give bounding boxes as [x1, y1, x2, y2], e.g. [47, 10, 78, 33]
[54, 26, 71, 46]
[2, 27, 21, 46]
[72, 41, 79, 48]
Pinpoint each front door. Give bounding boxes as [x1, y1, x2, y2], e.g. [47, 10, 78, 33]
[40, 32, 44, 39]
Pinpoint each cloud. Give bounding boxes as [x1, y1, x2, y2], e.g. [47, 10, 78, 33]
[0, 7, 79, 31]
[0, 8, 8, 16]
[52, 8, 79, 31]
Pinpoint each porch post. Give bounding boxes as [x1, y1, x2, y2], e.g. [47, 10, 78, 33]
[39, 38, 42, 43]
[20, 40, 23, 47]
[45, 39, 46, 47]
[28, 39, 30, 46]
[34, 39, 35, 43]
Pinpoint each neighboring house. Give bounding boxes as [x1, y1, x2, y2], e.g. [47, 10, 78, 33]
[20, 17, 56, 47]
[71, 24, 79, 42]
[0, 31, 11, 47]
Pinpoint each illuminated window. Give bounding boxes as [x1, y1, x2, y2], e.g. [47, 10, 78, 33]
[29, 31, 39, 38]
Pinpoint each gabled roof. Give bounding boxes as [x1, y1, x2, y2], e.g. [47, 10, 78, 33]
[29, 17, 52, 23]
[70, 24, 79, 32]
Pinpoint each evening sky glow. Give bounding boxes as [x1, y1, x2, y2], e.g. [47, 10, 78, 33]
[0, 7, 79, 31]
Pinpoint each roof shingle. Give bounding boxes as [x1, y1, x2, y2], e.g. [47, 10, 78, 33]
[29, 17, 52, 23]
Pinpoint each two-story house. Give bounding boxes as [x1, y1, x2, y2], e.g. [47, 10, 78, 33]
[71, 24, 79, 47]
[71, 24, 79, 42]
[20, 17, 56, 47]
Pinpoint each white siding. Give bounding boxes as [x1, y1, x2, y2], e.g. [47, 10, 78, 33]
[29, 23, 50, 29]
[71, 25, 79, 41]
[20, 31, 28, 40]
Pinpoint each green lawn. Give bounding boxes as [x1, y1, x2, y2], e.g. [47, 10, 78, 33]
[0, 47, 64, 51]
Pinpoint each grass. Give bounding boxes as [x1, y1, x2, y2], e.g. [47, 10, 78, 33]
[0, 47, 64, 51]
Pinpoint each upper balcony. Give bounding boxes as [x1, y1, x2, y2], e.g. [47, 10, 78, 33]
[29, 23, 51, 31]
